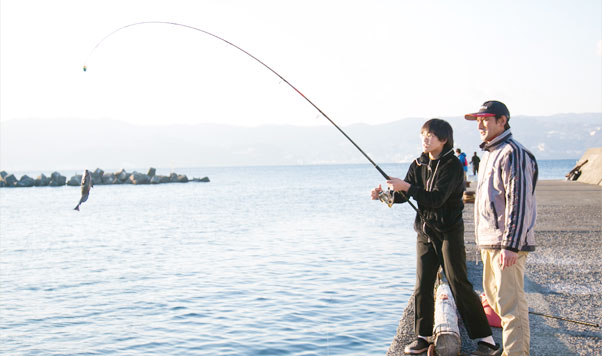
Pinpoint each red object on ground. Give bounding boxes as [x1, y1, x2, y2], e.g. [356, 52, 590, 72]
[480, 293, 502, 328]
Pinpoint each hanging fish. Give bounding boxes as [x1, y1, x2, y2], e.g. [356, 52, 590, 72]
[74, 169, 93, 211]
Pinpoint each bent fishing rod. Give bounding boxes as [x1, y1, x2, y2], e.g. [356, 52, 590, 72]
[84, 21, 423, 215]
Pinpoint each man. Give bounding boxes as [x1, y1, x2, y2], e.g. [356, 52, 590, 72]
[371, 119, 496, 355]
[465, 101, 538, 356]
[456, 148, 468, 182]
[471, 152, 481, 176]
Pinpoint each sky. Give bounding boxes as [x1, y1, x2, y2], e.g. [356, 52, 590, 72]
[1, 0, 601, 128]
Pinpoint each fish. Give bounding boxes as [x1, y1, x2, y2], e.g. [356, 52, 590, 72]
[74, 169, 93, 211]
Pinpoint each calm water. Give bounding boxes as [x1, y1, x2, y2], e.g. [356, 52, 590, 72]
[0, 160, 575, 355]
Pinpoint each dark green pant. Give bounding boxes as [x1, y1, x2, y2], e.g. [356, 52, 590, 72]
[414, 225, 492, 339]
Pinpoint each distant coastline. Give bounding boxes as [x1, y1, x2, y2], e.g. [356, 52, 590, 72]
[1, 114, 599, 171]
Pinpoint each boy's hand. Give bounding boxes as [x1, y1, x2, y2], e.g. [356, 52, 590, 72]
[386, 177, 411, 193]
[370, 184, 383, 200]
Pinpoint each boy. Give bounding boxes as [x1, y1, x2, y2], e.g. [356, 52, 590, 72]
[371, 118, 498, 355]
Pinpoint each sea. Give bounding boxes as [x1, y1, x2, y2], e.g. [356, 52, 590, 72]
[0, 159, 576, 356]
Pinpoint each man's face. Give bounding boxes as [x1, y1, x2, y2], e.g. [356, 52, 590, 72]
[477, 115, 507, 142]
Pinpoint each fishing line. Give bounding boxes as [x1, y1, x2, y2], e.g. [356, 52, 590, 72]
[529, 311, 599, 328]
[84, 21, 423, 217]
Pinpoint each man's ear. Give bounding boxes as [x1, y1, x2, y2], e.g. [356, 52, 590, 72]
[497, 115, 508, 127]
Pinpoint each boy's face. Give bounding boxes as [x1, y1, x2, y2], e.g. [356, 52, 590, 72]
[421, 130, 446, 155]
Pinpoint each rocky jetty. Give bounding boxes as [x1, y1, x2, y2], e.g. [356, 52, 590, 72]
[386, 180, 602, 356]
[0, 168, 210, 188]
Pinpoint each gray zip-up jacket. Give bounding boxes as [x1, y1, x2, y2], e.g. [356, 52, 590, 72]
[475, 130, 538, 252]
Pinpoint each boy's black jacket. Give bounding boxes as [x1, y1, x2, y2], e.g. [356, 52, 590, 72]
[394, 149, 465, 233]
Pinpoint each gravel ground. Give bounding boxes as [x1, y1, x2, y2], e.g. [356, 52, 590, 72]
[386, 180, 602, 356]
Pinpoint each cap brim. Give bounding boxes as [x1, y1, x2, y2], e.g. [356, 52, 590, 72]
[464, 112, 496, 120]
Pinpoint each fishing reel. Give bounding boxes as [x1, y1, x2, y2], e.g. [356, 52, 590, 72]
[378, 189, 395, 208]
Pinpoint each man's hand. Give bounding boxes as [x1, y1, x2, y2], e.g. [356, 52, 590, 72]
[500, 249, 518, 269]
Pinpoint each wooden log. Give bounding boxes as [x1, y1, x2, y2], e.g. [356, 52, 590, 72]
[432, 282, 461, 356]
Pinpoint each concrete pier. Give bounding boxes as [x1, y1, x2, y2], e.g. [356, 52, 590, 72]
[386, 180, 602, 355]
[569, 147, 602, 186]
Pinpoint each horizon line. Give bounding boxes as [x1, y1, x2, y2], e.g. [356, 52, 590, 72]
[1, 112, 601, 128]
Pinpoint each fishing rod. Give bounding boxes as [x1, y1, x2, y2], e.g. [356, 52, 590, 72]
[84, 21, 423, 214]
[529, 311, 599, 328]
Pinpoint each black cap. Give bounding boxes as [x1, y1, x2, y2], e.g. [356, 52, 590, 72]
[465, 100, 510, 121]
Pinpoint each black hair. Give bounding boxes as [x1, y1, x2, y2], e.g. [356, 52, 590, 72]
[421, 118, 454, 152]
[496, 115, 511, 130]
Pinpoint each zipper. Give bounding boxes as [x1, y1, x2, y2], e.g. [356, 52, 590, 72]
[425, 159, 440, 192]
[475, 151, 491, 247]
[423, 159, 439, 243]
[474, 151, 491, 266]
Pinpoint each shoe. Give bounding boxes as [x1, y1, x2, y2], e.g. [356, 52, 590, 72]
[470, 341, 502, 356]
[404, 338, 430, 354]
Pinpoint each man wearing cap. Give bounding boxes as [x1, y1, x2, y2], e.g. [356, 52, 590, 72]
[465, 101, 538, 356]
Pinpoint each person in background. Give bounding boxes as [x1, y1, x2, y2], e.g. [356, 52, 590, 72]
[456, 148, 468, 182]
[471, 152, 481, 176]
[371, 118, 496, 355]
[465, 100, 538, 356]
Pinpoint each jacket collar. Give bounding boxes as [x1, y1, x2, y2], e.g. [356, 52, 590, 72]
[417, 148, 455, 165]
[480, 129, 512, 151]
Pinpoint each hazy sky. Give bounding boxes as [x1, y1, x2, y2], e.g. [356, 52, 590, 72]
[1, 0, 601, 127]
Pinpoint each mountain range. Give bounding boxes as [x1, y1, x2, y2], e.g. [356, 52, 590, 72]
[1, 113, 600, 172]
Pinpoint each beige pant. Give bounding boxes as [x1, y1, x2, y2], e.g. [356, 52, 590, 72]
[481, 249, 530, 356]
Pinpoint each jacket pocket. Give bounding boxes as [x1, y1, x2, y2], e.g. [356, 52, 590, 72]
[490, 201, 499, 229]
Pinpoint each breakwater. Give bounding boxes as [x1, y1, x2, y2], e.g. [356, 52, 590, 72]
[386, 180, 602, 355]
[568, 147, 602, 185]
[0, 168, 209, 188]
